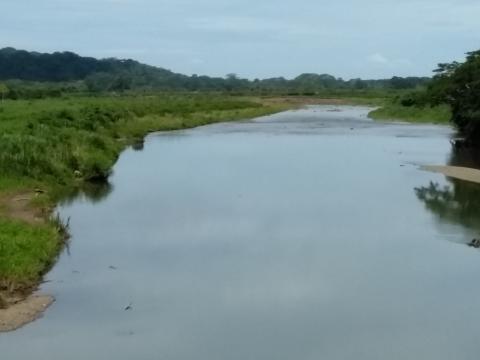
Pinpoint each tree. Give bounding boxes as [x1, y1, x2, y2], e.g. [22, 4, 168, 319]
[426, 50, 480, 145]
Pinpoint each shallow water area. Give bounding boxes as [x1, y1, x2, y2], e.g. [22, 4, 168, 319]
[2, 106, 480, 360]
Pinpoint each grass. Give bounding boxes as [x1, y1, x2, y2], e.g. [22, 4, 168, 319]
[0, 93, 290, 299]
[0, 95, 286, 184]
[0, 219, 62, 293]
[368, 103, 452, 124]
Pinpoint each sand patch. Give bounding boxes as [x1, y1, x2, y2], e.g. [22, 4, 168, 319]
[0, 295, 54, 332]
[421, 165, 480, 184]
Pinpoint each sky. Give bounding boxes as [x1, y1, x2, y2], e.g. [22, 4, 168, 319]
[1, 0, 479, 80]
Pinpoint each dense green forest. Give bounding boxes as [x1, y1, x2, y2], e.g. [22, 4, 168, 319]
[0, 47, 429, 96]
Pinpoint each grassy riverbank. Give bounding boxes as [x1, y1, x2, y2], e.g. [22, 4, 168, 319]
[369, 103, 451, 124]
[0, 94, 290, 305]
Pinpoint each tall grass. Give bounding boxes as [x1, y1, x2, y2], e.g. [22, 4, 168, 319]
[0, 95, 273, 185]
[0, 219, 63, 293]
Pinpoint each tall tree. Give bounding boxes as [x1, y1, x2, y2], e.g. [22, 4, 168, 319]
[427, 50, 480, 145]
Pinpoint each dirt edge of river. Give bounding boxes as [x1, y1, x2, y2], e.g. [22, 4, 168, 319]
[421, 165, 480, 184]
[0, 295, 54, 333]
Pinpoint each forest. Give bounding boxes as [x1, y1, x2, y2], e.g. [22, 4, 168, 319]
[0, 47, 429, 96]
[402, 50, 480, 146]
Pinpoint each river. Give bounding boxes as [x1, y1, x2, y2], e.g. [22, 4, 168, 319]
[2, 106, 480, 360]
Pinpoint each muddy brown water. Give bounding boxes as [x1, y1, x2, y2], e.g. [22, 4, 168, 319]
[2, 106, 480, 360]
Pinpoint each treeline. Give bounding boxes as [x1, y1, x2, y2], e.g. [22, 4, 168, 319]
[0, 47, 152, 82]
[0, 79, 84, 100]
[0, 47, 429, 96]
[396, 50, 480, 146]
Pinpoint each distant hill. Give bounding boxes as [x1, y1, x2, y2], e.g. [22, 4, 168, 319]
[0, 47, 431, 93]
[0, 47, 196, 90]
[0, 47, 187, 81]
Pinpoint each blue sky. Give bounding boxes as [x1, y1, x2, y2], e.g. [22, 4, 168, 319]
[1, 0, 479, 79]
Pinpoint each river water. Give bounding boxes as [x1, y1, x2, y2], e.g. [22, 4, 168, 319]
[2, 106, 480, 360]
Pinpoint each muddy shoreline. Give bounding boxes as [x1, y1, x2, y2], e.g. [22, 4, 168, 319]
[0, 295, 54, 333]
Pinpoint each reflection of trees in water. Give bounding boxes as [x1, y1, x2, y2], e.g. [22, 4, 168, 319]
[415, 147, 480, 245]
[60, 180, 113, 206]
[131, 140, 144, 151]
[415, 180, 480, 232]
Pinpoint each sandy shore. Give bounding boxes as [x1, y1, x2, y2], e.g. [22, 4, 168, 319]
[422, 165, 480, 184]
[0, 295, 54, 333]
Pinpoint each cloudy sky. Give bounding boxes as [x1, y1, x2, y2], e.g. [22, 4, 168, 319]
[1, 0, 479, 79]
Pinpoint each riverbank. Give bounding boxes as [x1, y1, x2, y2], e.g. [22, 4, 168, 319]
[260, 96, 383, 107]
[0, 94, 296, 331]
[0, 295, 54, 332]
[262, 95, 452, 125]
[422, 165, 480, 184]
[368, 103, 451, 124]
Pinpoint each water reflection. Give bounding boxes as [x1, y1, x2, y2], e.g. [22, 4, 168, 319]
[60, 180, 113, 205]
[415, 147, 480, 245]
[131, 140, 144, 151]
[415, 180, 480, 233]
